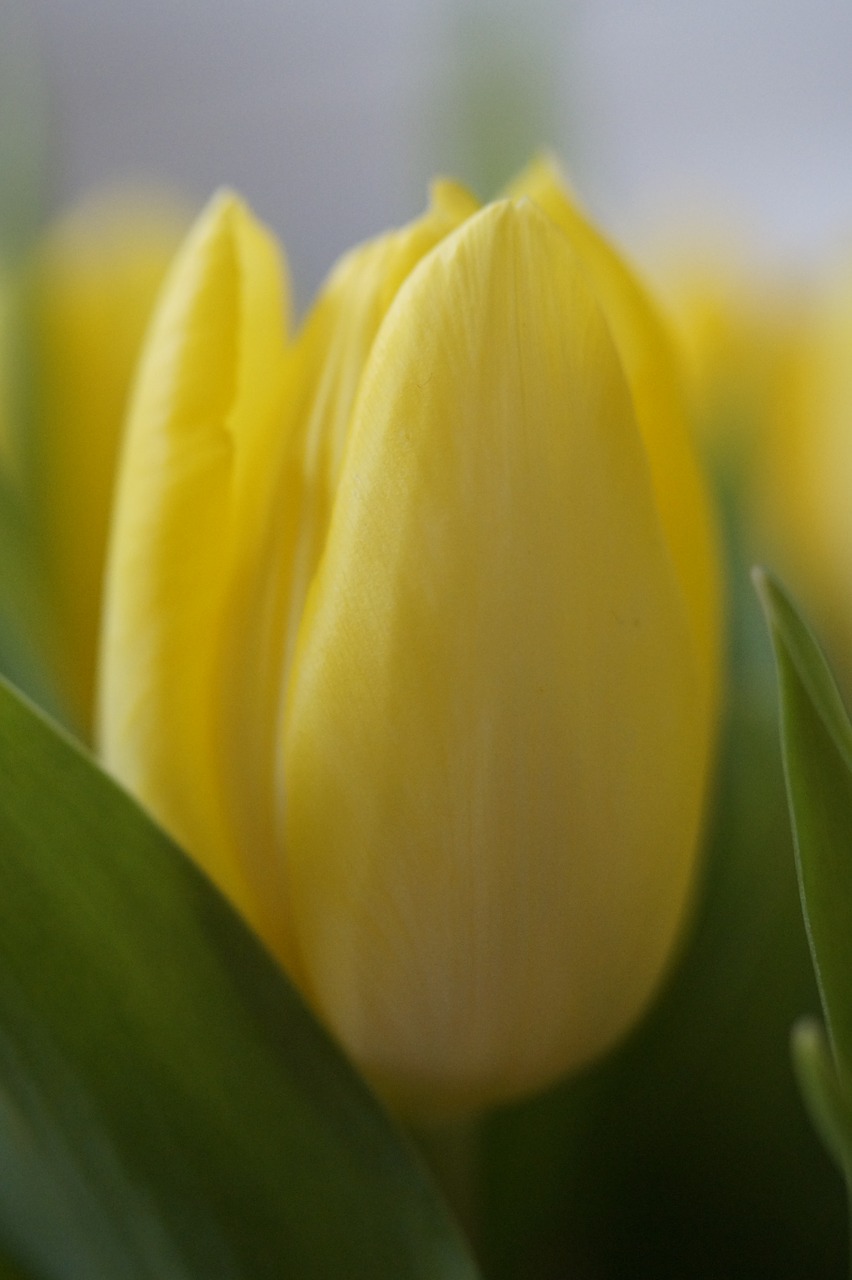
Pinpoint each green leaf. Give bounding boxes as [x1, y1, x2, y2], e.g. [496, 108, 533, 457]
[755, 568, 852, 1086]
[0, 1259, 38, 1280]
[0, 676, 479, 1280]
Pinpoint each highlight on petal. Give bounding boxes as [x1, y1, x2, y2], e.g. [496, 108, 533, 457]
[97, 191, 291, 948]
[508, 156, 721, 736]
[30, 189, 188, 734]
[284, 199, 703, 1115]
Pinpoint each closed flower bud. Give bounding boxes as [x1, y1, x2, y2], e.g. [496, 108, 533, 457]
[98, 162, 720, 1115]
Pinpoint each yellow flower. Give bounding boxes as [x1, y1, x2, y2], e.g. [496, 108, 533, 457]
[769, 259, 852, 676]
[654, 242, 839, 655]
[0, 265, 16, 472]
[28, 189, 187, 734]
[653, 242, 809, 498]
[97, 161, 720, 1115]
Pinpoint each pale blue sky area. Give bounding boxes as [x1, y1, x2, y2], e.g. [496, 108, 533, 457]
[19, 0, 852, 302]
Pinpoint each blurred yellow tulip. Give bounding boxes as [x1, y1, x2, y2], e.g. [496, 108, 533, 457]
[776, 260, 852, 672]
[29, 190, 187, 733]
[654, 244, 809, 493]
[654, 243, 847, 659]
[98, 162, 720, 1115]
[0, 267, 15, 472]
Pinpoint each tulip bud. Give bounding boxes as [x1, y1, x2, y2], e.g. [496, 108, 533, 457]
[98, 165, 720, 1115]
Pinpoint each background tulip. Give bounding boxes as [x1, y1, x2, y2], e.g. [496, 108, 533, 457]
[655, 247, 852, 676]
[28, 190, 186, 734]
[772, 264, 852, 678]
[99, 169, 720, 1115]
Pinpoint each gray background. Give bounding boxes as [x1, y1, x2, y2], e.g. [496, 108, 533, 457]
[15, 0, 852, 304]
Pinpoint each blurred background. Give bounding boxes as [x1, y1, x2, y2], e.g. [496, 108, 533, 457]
[6, 4, 852, 1276]
[15, 0, 852, 306]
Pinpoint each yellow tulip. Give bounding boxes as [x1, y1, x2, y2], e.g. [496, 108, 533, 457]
[654, 243, 834, 654]
[28, 189, 187, 734]
[768, 260, 852, 676]
[98, 162, 720, 1115]
[653, 242, 809, 495]
[0, 266, 16, 472]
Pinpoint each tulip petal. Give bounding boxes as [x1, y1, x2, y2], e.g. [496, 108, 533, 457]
[98, 192, 291, 944]
[508, 157, 721, 733]
[284, 199, 704, 1114]
[269, 184, 478, 675]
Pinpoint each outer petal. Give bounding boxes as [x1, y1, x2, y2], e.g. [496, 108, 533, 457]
[284, 200, 704, 1115]
[508, 157, 721, 738]
[31, 191, 187, 734]
[97, 192, 291, 947]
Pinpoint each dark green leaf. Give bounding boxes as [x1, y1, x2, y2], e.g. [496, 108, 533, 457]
[0, 677, 479, 1280]
[755, 568, 852, 1087]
